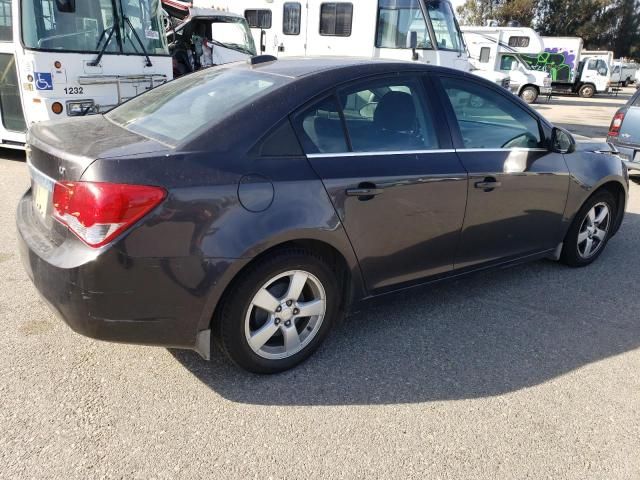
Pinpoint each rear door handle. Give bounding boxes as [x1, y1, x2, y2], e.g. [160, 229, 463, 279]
[474, 178, 502, 192]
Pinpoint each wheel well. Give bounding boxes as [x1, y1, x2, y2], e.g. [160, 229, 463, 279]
[209, 239, 353, 330]
[595, 181, 626, 234]
[522, 84, 539, 93]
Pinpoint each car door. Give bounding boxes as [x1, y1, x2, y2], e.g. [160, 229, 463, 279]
[293, 74, 468, 293]
[434, 75, 570, 269]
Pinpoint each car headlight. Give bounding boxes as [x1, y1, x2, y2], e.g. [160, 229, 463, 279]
[66, 100, 96, 117]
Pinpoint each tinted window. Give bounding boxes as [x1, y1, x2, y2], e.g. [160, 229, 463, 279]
[245, 9, 272, 29]
[283, 3, 301, 35]
[107, 68, 288, 146]
[294, 97, 348, 154]
[0, 0, 12, 42]
[479, 47, 490, 63]
[508, 36, 529, 48]
[376, 0, 432, 50]
[338, 77, 438, 152]
[320, 3, 353, 36]
[442, 77, 543, 149]
[500, 54, 516, 71]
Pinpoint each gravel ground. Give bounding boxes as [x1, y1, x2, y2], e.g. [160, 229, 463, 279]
[1, 144, 640, 478]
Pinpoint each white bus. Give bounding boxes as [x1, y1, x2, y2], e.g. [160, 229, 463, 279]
[0, 0, 172, 149]
[206, 0, 472, 72]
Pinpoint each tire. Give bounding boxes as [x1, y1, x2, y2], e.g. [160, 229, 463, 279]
[579, 84, 596, 98]
[623, 79, 630, 88]
[215, 248, 340, 374]
[560, 190, 617, 267]
[520, 86, 539, 104]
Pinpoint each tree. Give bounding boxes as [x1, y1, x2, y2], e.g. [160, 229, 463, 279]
[456, 0, 537, 27]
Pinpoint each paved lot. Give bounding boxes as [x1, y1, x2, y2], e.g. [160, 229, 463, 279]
[532, 87, 636, 140]
[2, 122, 640, 477]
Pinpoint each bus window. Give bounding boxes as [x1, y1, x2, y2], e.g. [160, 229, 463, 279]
[0, 0, 11, 42]
[427, 0, 462, 52]
[376, 0, 432, 50]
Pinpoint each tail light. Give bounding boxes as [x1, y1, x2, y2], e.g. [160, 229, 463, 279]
[52, 181, 166, 248]
[608, 112, 625, 137]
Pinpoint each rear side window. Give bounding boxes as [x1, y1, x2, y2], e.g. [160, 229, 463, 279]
[294, 97, 349, 154]
[441, 77, 543, 149]
[107, 69, 288, 146]
[337, 77, 438, 152]
[283, 3, 301, 35]
[245, 9, 272, 29]
[320, 3, 353, 37]
[479, 47, 490, 63]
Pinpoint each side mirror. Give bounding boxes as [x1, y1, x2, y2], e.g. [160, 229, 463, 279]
[55, 0, 75, 13]
[409, 31, 419, 61]
[551, 127, 576, 154]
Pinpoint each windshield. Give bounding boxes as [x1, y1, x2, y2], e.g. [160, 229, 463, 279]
[22, 0, 168, 55]
[376, 0, 432, 50]
[211, 17, 256, 56]
[107, 68, 288, 146]
[427, 0, 462, 52]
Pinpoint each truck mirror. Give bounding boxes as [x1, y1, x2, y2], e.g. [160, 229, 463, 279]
[55, 0, 75, 13]
[409, 31, 418, 61]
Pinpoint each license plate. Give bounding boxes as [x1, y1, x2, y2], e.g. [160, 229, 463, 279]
[635, 151, 640, 163]
[32, 181, 50, 220]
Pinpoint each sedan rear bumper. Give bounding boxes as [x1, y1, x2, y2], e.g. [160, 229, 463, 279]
[17, 192, 240, 351]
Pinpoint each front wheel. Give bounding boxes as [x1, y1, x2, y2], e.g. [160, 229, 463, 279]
[520, 86, 539, 104]
[216, 249, 340, 373]
[579, 84, 596, 98]
[561, 190, 616, 267]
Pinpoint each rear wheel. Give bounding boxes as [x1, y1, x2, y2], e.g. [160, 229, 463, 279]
[561, 190, 616, 267]
[216, 249, 340, 373]
[579, 84, 596, 98]
[520, 86, 539, 104]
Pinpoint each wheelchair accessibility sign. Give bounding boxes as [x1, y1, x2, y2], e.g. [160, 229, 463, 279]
[35, 72, 53, 91]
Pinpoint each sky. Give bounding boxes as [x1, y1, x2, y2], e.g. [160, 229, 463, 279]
[450, 0, 466, 11]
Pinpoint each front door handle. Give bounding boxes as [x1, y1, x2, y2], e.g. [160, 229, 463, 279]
[346, 183, 384, 200]
[474, 177, 502, 192]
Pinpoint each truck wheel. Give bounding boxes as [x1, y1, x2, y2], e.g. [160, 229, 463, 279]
[579, 84, 595, 98]
[520, 86, 539, 104]
[623, 79, 630, 88]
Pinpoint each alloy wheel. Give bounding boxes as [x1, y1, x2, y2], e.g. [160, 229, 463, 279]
[245, 270, 327, 360]
[577, 202, 610, 259]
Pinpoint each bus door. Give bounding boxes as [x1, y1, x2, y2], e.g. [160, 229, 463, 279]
[0, 1, 26, 146]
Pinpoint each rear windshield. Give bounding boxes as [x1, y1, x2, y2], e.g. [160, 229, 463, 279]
[106, 67, 289, 146]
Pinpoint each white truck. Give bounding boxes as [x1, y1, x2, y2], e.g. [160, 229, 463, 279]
[461, 25, 552, 103]
[0, 0, 173, 149]
[611, 60, 638, 87]
[526, 37, 611, 98]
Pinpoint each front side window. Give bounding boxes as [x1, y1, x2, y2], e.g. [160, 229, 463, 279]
[376, 0, 432, 50]
[22, 0, 168, 55]
[508, 36, 530, 48]
[442, 77, 543, 149]
[500, 54, 517, 71]
[338, 77, 438, 152]
[427, 0, 462, 52]
[245, 9, 272, 29]
[283, 3, 301, 35]
[320, 3, 353, 37]
[0, 0, 12, 42]
[107, 68, 288, 146]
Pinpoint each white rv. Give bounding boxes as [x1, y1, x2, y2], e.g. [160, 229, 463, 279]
[204, 0, 472, 72]
[461, 26, 552, 104]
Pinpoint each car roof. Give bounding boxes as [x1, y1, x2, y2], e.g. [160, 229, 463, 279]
[242, 56, 445, 80]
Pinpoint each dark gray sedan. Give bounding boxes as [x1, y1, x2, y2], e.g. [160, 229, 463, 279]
[18, 58, 628, 373]
[608, 88, 640, 178]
